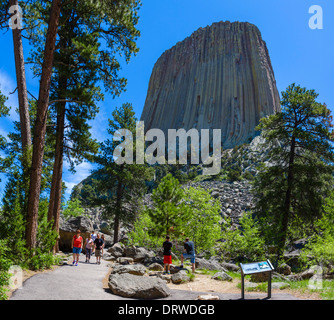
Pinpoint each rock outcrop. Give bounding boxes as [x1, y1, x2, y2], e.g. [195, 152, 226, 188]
[140, 21, 280, 149]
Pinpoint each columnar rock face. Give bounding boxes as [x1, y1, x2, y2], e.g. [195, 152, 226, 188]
[140, 21, 280, 149]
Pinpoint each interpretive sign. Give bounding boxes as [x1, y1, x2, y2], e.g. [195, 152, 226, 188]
[240, 259, 274, 299]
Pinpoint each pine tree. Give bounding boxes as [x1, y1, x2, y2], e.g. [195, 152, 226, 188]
[147, 174, 190, 237]
[253, 83, 334, 260]
[93, 103, 153, 243]
[25, 0, 140, 251]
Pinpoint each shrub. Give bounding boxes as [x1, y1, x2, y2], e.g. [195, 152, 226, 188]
[0, 240, 12, 300]
[219, 213, 266, 262]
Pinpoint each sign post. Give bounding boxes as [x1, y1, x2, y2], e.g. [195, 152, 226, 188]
[240, 259, 274, 299]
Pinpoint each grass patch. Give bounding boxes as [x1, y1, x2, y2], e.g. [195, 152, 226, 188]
[287, 279, 334, 300]
[188, 273, 196, 282]
[236, 282, 268, 292]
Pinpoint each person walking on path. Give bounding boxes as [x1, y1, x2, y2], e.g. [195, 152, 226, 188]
[163, 235, 173, 274]
[101, 234, 105, 255]
[85, 234, 94, 263]
[91, 230, 97, 255]
[94, 233, 104, 264]
[180, 237, 196, 272]
[72, 229, 83, 266]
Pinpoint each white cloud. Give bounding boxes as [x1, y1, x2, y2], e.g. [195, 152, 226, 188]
[63, 161, 95, 199]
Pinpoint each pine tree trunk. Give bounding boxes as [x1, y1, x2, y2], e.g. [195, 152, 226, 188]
[10, 0, 31, 153]
[113, 175, 123, 244]
[278, 136, 296, 260]
[26, 0, 62, 250]
[114, 214, 120, 244]
[48, 99, 66, 253]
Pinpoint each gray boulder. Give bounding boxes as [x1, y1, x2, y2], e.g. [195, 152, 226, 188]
[195, 258, 227, 272]
[149, 263, 164, 271]
[287, 268, 317, 281]
[211, 272, 233, 282]
[117, 257, 134, 264]
[171, 270, 190, 284]
[108, 243, 124, 258]
[277, 263, 292, 275]
[108, 273, 171, 299]
[124, 246, 155, 262]
[103, 253, 116, 262]
[221, 262, 240, 272]
[143, 256, 164, 267]
[111, 264, 147, 276]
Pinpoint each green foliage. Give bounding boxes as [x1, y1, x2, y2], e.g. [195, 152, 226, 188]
[92, 103, 153, 241]
[0, 90, 10, 177]
[226, 166, 242, 182]
[219, 213, 266, 262]
[183, 187, 221, 254]
[62, 199, 84, 220]
[300, 191, 334, 268]
[253, 83, 334, 256]
[130, 181, 223, 255]
[0, 240, 11, 300]
[127, 210, 163, 249]
[28, 251, 61, 271]
[147, 174, 190, 237]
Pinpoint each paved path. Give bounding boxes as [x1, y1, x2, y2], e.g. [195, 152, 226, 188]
[10, 255, 301, 300]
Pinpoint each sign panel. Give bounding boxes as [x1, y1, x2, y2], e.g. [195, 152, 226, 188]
[240, 260, 274, 275]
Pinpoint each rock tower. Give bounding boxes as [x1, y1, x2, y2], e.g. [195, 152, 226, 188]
[140, 21, 280, 149]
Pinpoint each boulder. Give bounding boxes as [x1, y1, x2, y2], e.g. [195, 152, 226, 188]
[103, 254, 116, 262]
[58, 216, 93, 252]
[171, 270, 190, 284]
[117, 257, 134, 264]
[211, 272, 233, 282]
[124, 246, 155, 262]
[108, 243, 124, 258]
[170, 265, 189, 274]
[221, 262, 240, 272]
[101, 234, 113, 249]
[143, 256, 164, 267]
[287, 268, 317, 281]
[277, 263, 292, 276]
[195, 258, 227, 272]
[156, 273, 172, 283]
[196, 295, 220, 300]
[108, 273, 171, 299]
[149, 263, 164, 271]
[110, 264, 147, 276]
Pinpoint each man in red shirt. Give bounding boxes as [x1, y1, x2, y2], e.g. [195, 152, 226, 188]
[72, 229, 83, 266]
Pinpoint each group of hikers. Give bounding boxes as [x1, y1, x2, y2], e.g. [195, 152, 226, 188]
[72, 230, 196, 273]
[163, 235, 196, 274]
[71, 229, 105, 266]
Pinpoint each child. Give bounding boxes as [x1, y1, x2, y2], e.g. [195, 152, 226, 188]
[163, 235, 173, 274]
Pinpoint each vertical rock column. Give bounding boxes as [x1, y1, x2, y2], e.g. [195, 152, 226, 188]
[140, 21, 280, 149]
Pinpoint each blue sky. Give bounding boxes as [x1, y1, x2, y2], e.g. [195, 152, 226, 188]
[0, 0, 333, 199]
